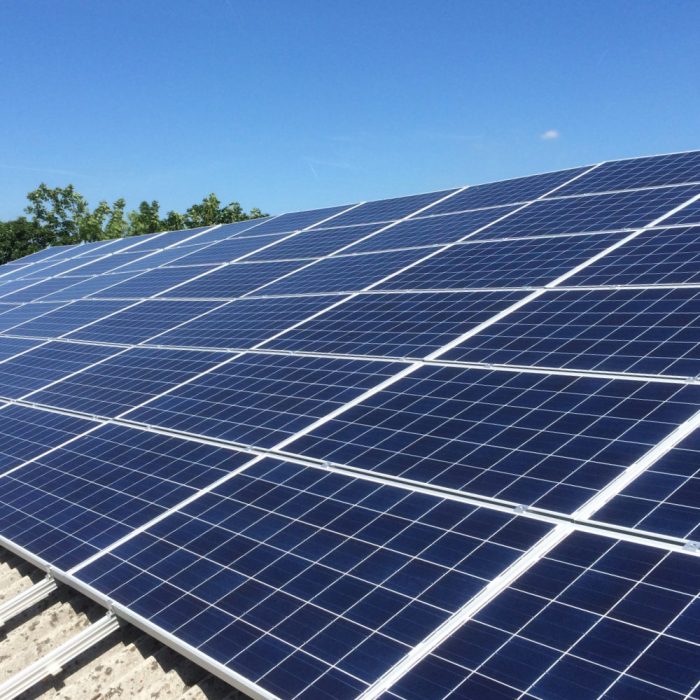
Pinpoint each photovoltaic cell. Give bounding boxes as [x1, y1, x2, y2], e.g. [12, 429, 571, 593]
[8, 299, 131, 339]
[70, 299, 223, 344]
[288, 365, 700, 513]
[92, 266, 210, 299]
[327, 191, 456, 227]
[377, 233, 624, 291]
[258, 249, 430, 296]
[75, 457, 552, 699]
[242, 206, 351, 236]
[566, 226, 700, 286]
[472, 185, 700, 240]
[444, 286, 700, 377]
[348, 207, 519, 253]
[427, 167, 588, 215]
[151, 295, 337, 350]
[269, 290, 527, 358]
[192, 219, 271, 244]
[0, 302, 65, 332]
[166, 260, 307, 299]
[39, 272, 142, 302]
[388, 532, 700, 700]
[170, 235, 288, 266]
[125, 353, 402, 448]
[30, 347, 229, 417]
[111, 244, 213, 273]
[0, 404, 96, 475]
[0, 276, 88, 303]
[0, 341, 118, 399]
[0, 336, 43, 361]
[556, 151, 700, 196]
[0, 423, 253, 569]
[248, 224, 382, 261]
[594, 429, 700, 540]
[658, 196, 700, 227]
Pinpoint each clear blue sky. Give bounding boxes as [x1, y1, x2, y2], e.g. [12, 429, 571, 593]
[1, 0, 699, 220]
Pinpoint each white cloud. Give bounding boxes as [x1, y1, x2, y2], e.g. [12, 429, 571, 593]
[540, 129, 561, 140]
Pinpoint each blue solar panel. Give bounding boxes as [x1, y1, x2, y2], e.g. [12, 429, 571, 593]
[0, 341, 118, 399]
[377, 233, 625, 290]
[151, 295, 336, 350]
[566, 226, 700, 286]
[348, 207, 519, 253]
[594, 429, 700, 540]
[0, 301, 65, 332]
[92, 265, 210, 299]
[258, 249, 430, 296]
[269, 291, 527, 358]
[169, 234, 288, 266]
[30, 347, 229, 417]
[327, 191, 456, 227]
[388, 532, 700, 700]
[8, 299, 131, 338]
[241, 206, 352, 236]
[75, 457, 552, 698]
[472, 185, 700, 240]
[0, 423, 253, 569]
[167, 260, 306, 299]
[289, 366, 700, 513]
[444, 286, 700, 377]
[427, 167, 589, 215]
[0, 336, 43, 361]
[0, 153, 699, 699]
[70, 299, 223, 344]
[125, 353, 402, 448]
[0, 404, 95, 475]
[556, 151, 700, 195]
[248, 224, 383, 261]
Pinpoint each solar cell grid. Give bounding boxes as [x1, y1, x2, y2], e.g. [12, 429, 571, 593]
[242, 206, 351, 236]
[444, 286, 700, 377]
[661, 195, 700, 227]
[192, 219, 271, 243]
[268, 290, 527, 358]
[75, 457, 552, 699]
[566, 226, 700, 286]
[347, 207, 519, 253]
[556, 151, 700, 196]
[472, 184, 700, 240]
[165, 260, 307, 299]
[0, 404, 96, 476]
[247, 224, 382, 261]
[0, 341, 119, 399]
[0, 423, 253, 569]
[91, 265, 212, 299]
[70, 299, 224, 344]
[0, 275, 88, 303]
[30, 346, 229, 417]
[326, 190, 456, 227]
[125, 352, 402, 448]
[257, 248, 430, 296]
[288, 365, 700, 514]
[109, 244, 213, 273]
[387, 532, 700, 700]
[8, 299, 130, 338]
[38, 272, 140, 302]
[150, 295, 337, 350]
[594, 428, 700, 540]
[427, 167, 588, 215]
[0, 336, 43, 361]
[0, 301, 65, 332]
[170, 234, 289, 266]
[376, 232, 625, 291]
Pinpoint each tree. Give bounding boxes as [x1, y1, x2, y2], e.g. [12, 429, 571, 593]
[105, 198, 128, 239]
[161, 210, 186, 231]
[185, 193, 223, 228]
[25, 184, 90, 244]
[0, 217, 49, 264]
[128, 200, 162, 236]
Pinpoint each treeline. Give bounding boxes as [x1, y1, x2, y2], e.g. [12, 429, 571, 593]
[0, 184, 267, 264]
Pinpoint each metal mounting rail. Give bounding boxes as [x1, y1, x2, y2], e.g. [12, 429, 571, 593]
[0, 576, 57, 629]
[0, 611, 120, 700]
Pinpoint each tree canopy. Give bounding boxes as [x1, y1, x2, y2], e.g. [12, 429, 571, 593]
[0, 184, 267, 264]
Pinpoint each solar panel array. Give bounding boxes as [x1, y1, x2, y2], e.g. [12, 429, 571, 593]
[0, 151, 699, 700]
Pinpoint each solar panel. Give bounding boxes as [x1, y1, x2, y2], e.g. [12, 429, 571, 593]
[0, 151, 699, 700]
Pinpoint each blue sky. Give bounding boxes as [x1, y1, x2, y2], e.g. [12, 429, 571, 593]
[1, 0, 698, 219]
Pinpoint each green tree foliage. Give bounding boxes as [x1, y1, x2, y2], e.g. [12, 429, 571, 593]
[0, 184, 267, 264]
